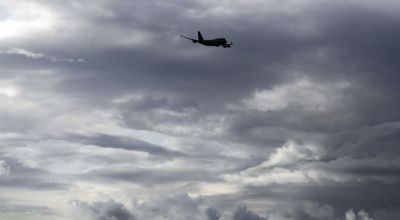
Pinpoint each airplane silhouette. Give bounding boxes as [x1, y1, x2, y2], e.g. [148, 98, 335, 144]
[181, 31, 233, 48]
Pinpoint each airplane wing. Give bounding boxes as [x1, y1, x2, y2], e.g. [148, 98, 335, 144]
[181, 35, 197, 42]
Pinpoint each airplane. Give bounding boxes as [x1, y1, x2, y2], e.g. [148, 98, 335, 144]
[181, 31, 233, 48]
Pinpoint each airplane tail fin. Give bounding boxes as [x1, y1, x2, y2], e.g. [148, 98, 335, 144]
[198, 31, 204, 41]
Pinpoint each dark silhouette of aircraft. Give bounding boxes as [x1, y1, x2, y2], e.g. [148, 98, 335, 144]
[181, 31, 233, 48]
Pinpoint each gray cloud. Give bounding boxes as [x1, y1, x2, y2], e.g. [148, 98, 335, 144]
[72, 194, 389, 220]
[0, 156, 68, 190]
[345, 209, 373, 220]
[68, 133, 186, 157]
[1, 0, 400, 218]
[73, 199, 135, 220]
[74, 194, 211, 220]
[0, 197, 54, 215]
[233, 205, 266, 220]
[265, 201, 336, 220]
[244, 182, 400, 214]
[206, 207, 222, 220]
[88, 167, 222, 186]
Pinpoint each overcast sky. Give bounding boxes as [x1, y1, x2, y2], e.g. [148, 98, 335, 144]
[1, 0, 400, 219]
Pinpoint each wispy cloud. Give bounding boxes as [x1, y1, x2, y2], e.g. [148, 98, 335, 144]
[0, 48, 86, 63]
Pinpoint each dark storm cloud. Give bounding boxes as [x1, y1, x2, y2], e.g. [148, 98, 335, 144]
[68, 133, 186, 157]
[232, 205, 266, 220]
[244, 181, 400, 214]
[372, 207, 400, 220]
[40, 0, 400, 142]
[73, 199, 135, 220]
[206, 207, 222, 220]
[319, 5, 400, 72]
[327, 121, 400, 159]
[2, 0, 400, 218]
[27, 1, 307, 105]
[88, 167, 221, 185]
[34, 0, 400, 188]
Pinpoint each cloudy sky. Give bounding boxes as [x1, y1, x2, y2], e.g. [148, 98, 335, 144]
[1, 0, 400, 219]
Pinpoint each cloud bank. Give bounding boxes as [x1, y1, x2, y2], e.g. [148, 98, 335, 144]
[1, 0, 400, 219]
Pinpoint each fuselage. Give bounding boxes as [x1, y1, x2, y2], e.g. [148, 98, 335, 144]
[199, 38, 227, 46]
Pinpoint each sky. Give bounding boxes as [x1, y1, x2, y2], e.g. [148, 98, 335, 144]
[1, 0, 400, 219]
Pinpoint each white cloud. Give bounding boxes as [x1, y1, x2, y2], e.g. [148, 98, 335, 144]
[346, 209, 357, 220]
[266, 200, 335, 220]
[260, 140, 325, 167]
[0, 86, 19, 97]
[0, 1, 56, 41]
[0, 160, 11, 176]
[223, 140, 330, 186]
[345, 209, 373, 220]
[239, 78, 350, 112]
[225, 167, 311, 186]
[0, 48, 86, 63]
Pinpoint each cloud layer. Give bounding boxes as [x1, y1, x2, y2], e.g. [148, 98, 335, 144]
[1, 0, 400, 219]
